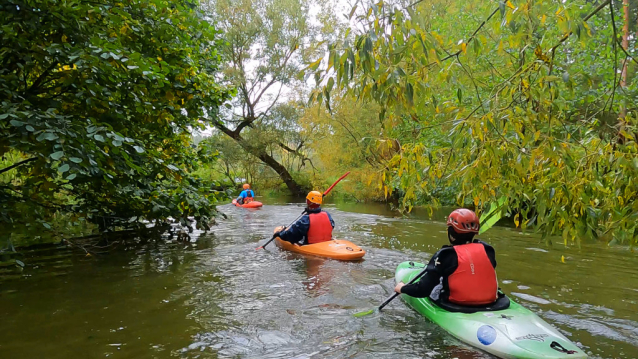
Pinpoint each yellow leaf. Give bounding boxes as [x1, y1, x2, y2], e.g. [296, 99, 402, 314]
[506, 1, 515, 9]
[534, 131, 540, 141]
[560, 255, 565, 263]
[62, 34, 68, 42]
[157, 56, 163, 62]
[461, 42, 467, 54]
[514, 213, 520, 227]
[541, 14, 547, 25]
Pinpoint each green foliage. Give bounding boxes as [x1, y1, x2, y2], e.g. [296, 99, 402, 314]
[0, 0, 230, 240]
[317, 0, 638, 244]
[202, 0, 339, 195]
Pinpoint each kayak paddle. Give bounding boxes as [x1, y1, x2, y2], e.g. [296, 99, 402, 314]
[353, 265, 428, 317]
[255, 171, 351, 250]
[322, 171, 350, 198]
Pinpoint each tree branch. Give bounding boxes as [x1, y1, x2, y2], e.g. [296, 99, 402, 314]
[26, 62, 58, 94]
[0, 157, 37, 175]
[426, 7, 500, 68]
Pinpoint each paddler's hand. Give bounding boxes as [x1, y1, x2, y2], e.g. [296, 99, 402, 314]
[273, 226, 285, 234]
[394, 282, 405, 294]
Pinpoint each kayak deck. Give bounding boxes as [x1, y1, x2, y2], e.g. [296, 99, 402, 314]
[231, 199, 263, 208]
[395, 261, 587, 359]
[275, 237, 365, 261]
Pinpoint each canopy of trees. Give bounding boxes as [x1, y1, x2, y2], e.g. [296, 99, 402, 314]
[313, 0, 638, 244]
[1, 0, 230, 241]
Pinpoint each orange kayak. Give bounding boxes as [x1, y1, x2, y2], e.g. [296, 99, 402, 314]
[232, 199, 263, 208]
[274, 237, 365, 261]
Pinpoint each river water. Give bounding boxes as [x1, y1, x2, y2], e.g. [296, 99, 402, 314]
[1, 198, 637, 358]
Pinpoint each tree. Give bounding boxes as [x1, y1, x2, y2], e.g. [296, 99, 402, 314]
[316, 0, 638, 244]
[204, 0, 332, 195]
[0, 0, 231, 240]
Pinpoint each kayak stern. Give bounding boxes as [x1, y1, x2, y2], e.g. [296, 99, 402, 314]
[275, 237, 365, 261]
[395, 261, 587, 359]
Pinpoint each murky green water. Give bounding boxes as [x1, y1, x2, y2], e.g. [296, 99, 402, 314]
[1, 198, 637, 358]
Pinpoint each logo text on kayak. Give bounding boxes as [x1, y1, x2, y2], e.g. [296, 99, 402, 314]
[515, 334, 549, 342]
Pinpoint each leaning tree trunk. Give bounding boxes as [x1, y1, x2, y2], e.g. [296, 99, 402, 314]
[253, 149, 304, 196]
[214, 123, 306, 196]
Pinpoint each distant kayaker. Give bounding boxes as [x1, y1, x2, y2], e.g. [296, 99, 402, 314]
[236, 183, 255, 205]
[394, 208, 499, 306]
[274, 191, 335, 245]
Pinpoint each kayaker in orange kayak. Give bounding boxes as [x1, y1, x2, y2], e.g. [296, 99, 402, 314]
[236, 183, 255, 205]
[394, 208, 499, 306]
[274, 191, 335, 245]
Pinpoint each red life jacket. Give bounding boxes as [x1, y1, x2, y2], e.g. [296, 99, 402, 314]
[448, 243, 498, 305]
[307, 212, 333, 244]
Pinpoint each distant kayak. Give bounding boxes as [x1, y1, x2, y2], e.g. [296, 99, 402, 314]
[275, 237, 365, 261]
[395, 261, 586, 359]
[232, 199, 263, 208]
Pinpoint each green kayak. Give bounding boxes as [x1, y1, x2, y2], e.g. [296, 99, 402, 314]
[395, 261, 587, 359]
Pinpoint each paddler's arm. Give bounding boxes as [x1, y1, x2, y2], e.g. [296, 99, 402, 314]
[395, 249, 455, 298]
[325, 211, 335, 228]
[278, 214, 310, 244]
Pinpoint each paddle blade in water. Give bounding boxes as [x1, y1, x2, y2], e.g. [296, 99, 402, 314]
[353, 309, 376, 318]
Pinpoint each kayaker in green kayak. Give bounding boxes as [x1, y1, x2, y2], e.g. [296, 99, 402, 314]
[394, 208, 499, 306]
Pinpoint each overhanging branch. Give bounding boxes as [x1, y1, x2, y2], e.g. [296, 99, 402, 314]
[0, 157, 37, 175]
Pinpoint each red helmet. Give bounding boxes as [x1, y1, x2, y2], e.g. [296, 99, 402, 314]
[447, 208, 480, 234]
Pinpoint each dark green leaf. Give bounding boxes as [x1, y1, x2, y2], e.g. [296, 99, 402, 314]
[50, 151, 64, 160]
[58, 164, 70, 173]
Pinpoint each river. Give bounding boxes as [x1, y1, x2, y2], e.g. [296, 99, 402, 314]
[1, 198, 637, 358]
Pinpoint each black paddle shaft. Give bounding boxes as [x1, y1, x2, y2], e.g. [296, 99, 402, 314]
[257, 210, 307, 250]
[378, 266, 428, 311]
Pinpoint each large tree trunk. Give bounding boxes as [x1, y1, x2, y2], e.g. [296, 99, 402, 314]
[214, 123, 305, 196]
[254, 149, 304, 196]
